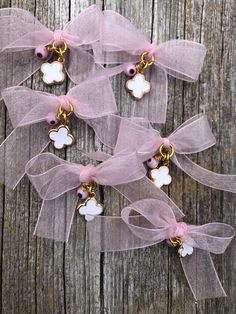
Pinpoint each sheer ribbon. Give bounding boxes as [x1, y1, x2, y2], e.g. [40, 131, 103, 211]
[88, 198, 235, 300]
[0, 5, 102, 97]
[89, 114, 236, 193]
[92, 10, 206, 123]
[86, 152, 184, 220]
[25, 152, 146, 242]
[0, 77, 116, 188]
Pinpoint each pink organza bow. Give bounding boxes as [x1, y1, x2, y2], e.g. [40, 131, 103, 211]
[0, 77, 116, 189]
[88, 198, 235, 300]
[0, 5, 102, 97]
[90, 114, 236, 193]
[92, 10, 206, 123]
[25, 152, 146, 242]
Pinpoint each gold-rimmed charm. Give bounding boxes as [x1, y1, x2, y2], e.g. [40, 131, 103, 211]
[41, 40, 68, 85]
[77, 182, 104, 221]
[169, 237, 193, 258]
[48, 102, 75, 149]
[148, 143, 175, 188]
[125, 51, 155, 100]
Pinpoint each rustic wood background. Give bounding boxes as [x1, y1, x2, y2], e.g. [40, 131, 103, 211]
[0, 0, 235, 313]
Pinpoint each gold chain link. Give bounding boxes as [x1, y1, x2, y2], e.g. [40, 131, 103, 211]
[136, 51, 155, 74]
[82, 182, 97, 198]
[169, 237, 183, 257]
[56, 103, 74, 125]
[169, 237, 183, 247]
[47, 40, 68, 63]
[157, 144, 175, 166]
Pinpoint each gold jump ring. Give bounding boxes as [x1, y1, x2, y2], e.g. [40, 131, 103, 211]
[159, 144, 175, 159]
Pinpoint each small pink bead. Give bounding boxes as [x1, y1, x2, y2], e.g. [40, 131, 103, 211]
[146, 157, 159, 169]
[124, 64, 137, 76]
[46, 112, 59, 126]
[77, 186, 89, 199]
[35, 46, 49, 59]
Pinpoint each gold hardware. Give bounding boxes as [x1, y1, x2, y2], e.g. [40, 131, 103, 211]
[169, 237, 183, 257]
[169, 237, 183, 247]
[81, 182, 97, 198]
[47, 40, 68, 63]
[148, 143, 174, 169]
[136, 51, 155, 73]
[159, 143, 175, 159]
[56, 103, 74, 126]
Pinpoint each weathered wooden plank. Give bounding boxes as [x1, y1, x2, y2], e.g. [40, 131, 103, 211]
[161, 0, 200, 312]
[101, 1, 170, 313]
[32, 1, 69, 313]
[0, 0, 68, 313]
[0, 3, 8, 313]
[1, 0, 36, 312]
[65, 1, 104, 313]
[0, 0, 235, 313]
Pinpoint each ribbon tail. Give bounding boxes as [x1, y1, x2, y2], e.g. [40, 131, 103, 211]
[63, 5, 102, 47]
[0, 49, 41, 98]
[69, 76, 117, 119]
[87, 64, 127, 80]
[85, 151, 111, 162]
[87, 214, 156, 252]
[173, 154, 236, 193]
[0, 122, 49, 189]
[87, 207, 160, 252]
[133, 66, 167, 123]
[114, 176, 184, 220]
[66, 47, 97, 83]
[34, 191, 78, 242]
[86, 114, 123, 149]
[181, 249, 226, 300]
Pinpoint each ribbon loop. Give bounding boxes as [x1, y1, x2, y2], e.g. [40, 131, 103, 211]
[121, 199, 174, 242]
[168, 114, 216, 154]
[26, 153, 83, 200]
[155, 40, 206, 81]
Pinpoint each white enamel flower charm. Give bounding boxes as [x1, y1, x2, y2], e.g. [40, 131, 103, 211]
[179, 243, 193, 257]
[78, 198, 104, 221]
[49, 125, 74, 149]
[126, 73, 151, 99]
[41, 61, 65, 85]
[149, 166, 172, 188]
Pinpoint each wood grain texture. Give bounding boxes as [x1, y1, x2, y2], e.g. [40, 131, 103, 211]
[0, 0, 235, 313]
